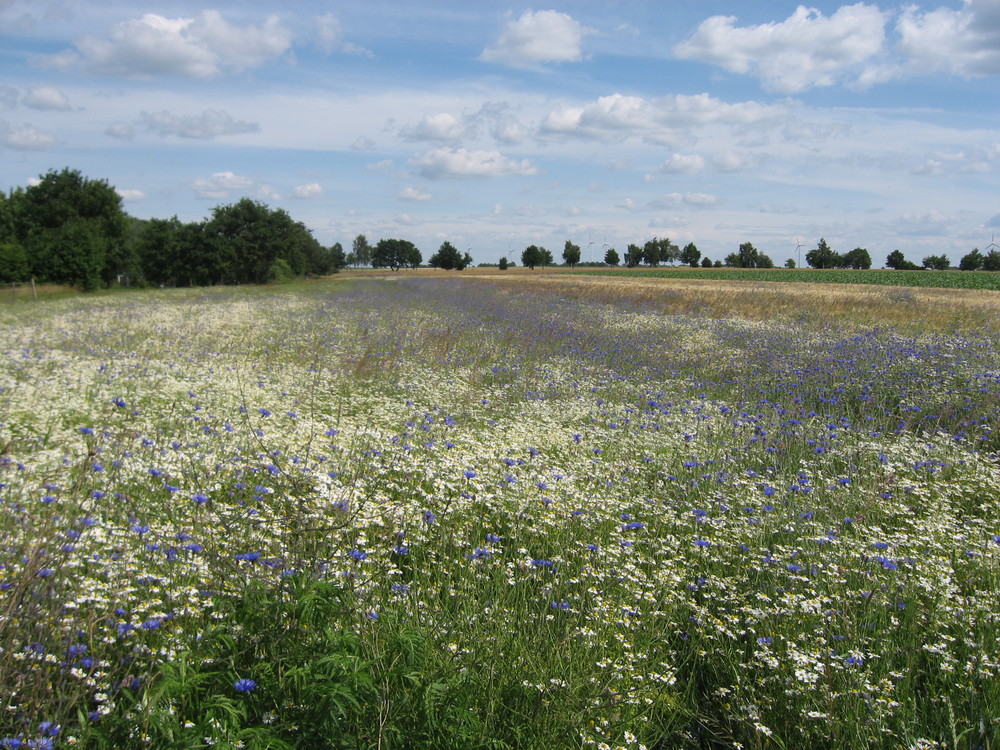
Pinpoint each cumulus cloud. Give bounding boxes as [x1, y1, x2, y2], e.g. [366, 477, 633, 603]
[105, 122, 135, 140]
[193, 171, 259, 199]
[896, 0, 1000, 77]
[49, 10, 292, 78]
[399, 187, 432, 201]
[23, 85, 72, 111]
[620, 192, 719, 211]
[316, 13, 372, 57]
[141, 109, 259, 139]
[0, 119, 56, 149]
[409, 147, 538, 179]
[481, 10, 589, 67]
[674, 4, 888, 93]
[399, 112, 467, 143]
[659, 153, 705, 174]
[116, 188, 146, 201]
[292, 183, 323, 199]
[540, 92, 783, 142]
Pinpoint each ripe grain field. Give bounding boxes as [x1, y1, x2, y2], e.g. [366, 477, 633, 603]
[1, 273, 998, 749]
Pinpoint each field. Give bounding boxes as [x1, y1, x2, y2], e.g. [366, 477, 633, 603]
[1, 274, 999, 749]
[573, 267, 1000, 292]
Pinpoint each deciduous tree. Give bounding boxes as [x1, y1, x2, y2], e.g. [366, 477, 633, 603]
[562, 240, 581, 267]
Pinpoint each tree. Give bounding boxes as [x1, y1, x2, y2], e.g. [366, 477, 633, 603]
[521, 245, 544, 269]
[680, 242, 701, 267]
[328, 242, 347, 272]
[983, 249, 1000, 271]
[458, 252, 473, 270]
[539, 247, 554, 266]
[922, 254, 950, 271]
[642, 239, 661, 267]
[624, 243, 643, 268]
[136, 216, 185, 286]
[405, 244, 422, 270]
[886, 249, 921, 270]
[959, 248, 983, 271]
[757, 253, 775, 268]
[429, 241, 462, 270]
[13, 168, 129, 288]
[724, 252, 740, 267]
[784, 258, 796, 269]
[372, 238, 417, 271]
[806, 238, 842, 269]
[842, 247, 872, 270]
[604, 247, 620, 266]
[0, 243, 29, 283]
[498, 256, 509, 271]
[352, 234, 373, 267]
[701, 256, 713, 268]
[738, 242, 759, 268]
[203, 198, 306, 285]
[562, 240, 581, 267]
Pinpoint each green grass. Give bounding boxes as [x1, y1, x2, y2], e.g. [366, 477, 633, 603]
[572, 266, 1000, 290]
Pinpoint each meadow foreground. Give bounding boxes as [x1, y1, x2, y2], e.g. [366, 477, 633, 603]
[1, 276, 998, 749]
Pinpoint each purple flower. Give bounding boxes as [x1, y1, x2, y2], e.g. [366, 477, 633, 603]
[234, 678, 257, 693]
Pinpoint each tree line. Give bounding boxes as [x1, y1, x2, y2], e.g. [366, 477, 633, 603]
[515, 236, 999, 272]
[3, 168, 995, 290]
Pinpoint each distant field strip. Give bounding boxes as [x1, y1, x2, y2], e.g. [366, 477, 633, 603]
[573, 267, 1000, 291]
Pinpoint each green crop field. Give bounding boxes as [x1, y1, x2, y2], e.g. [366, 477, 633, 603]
[573, 267, 1000, 291]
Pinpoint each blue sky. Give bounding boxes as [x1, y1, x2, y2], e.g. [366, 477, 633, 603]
[2, 0, 999, 265]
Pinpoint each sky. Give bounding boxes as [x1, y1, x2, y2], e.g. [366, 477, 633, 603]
[2, 0, 1000, 266]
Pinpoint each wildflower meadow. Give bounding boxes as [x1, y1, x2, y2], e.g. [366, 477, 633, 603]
[1, 275, 998, 749]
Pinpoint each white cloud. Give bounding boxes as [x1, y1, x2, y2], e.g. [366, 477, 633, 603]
[316, 13, 372, 57]
[193, 171, 256, 199]
[409, 147, 538, 179]
[141, 109, 259, 139]
[104, 122, 135, 140]
[481, 10, 589, 67]
[116, 188, 146, 201]
[620, 192, 720, 211]
[674, 4, 888, 93]
[51, 11, 292, 78]
[352, 136, 377, 151]
[712, 151, 758, 172]
[896, 0, 1000, 77]
[0, 119, 56, 149]
[293, 183, 323, 199]
[23, 85, 72, 111]
[540, 93, 783, 142]
[659, 153, 705, 174]
[400, 112, 466, 142]
[399, 186, 432, 201]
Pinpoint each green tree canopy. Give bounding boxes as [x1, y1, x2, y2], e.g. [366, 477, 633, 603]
[603, 247, 620, 266]
[373, 238, 418, 271]
[562, 240, 581, 267]
[12, 168, 129, 288]
[923, 254, 950, 271]
[806, 238, 843, 269]
[521, 245, 544, 269]
[842, 247, 872, 269]
[680, 242, 701, 267]
[959, 248, 983, 271]
[429, 241, 462, 270]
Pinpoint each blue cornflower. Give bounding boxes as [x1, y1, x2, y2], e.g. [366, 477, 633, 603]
[349, 549, 367, 561]
[463, 469, 477, 479]
[423, 510, 437, 524]
[693, 539, 711, 547]
[234, 678, 257, 693]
